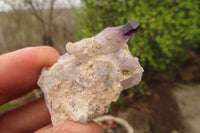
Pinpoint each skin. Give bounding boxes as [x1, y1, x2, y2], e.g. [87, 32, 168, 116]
[0, 46, 103, 133]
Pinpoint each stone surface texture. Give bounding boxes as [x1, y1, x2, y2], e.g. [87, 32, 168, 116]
[38, 22, 143, 126]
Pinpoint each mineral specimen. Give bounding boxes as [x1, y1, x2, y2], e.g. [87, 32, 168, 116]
[38, 21, 144, 126]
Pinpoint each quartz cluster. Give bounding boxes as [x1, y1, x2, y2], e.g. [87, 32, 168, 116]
[38, 21, 144, 126]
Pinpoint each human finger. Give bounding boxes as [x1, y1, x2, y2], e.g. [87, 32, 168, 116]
[35, 121, 103, 133]
[0, 98, 51, 133]
[0, 46, 59, 105]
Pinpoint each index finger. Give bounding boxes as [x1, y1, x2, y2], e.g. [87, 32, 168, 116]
[0, 46, 60, 105]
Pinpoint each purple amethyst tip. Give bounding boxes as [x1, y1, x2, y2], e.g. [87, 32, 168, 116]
[123, 21, 140, 37]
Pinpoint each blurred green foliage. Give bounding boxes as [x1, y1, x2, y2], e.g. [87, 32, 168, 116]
[130, 81, 148, 95]
[0, 104, 12, 115]
[77, 0, 200, 72]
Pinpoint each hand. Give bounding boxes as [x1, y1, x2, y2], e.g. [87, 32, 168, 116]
[0, 47, 103, 133]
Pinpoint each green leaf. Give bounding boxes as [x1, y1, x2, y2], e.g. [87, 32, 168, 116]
[0, 104, 12, 115]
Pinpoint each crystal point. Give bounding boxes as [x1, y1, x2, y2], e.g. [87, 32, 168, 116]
[123, 21, 140, 36]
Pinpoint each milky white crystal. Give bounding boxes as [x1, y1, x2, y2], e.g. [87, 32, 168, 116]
[38, 21, 143, 126]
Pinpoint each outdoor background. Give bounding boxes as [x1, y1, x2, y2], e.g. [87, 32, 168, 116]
[0, 0, 200, 133]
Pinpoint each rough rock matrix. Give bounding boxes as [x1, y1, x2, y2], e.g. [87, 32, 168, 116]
[38, 21, 144, 126]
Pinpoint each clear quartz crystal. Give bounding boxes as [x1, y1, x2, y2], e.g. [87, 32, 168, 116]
[38, 21, 144, 126]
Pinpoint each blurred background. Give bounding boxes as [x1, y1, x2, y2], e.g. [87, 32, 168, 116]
[0, 0, 200, 133]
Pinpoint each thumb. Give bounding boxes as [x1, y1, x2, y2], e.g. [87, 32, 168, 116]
[35, 121, 103, 133]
